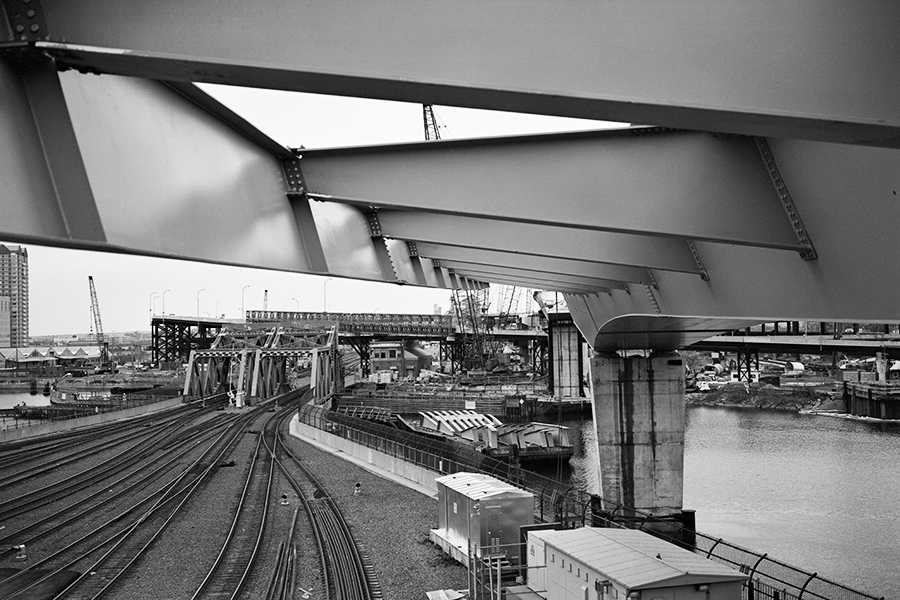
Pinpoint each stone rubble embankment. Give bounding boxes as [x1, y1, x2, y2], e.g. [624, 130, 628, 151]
[685, 382, 843, 413]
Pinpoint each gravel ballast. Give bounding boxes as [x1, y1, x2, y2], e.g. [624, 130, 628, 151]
[281, 422, 470, 599]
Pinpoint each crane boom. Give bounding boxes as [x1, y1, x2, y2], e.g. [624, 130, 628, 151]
[88, 276, 113, 372]
[423, 105, 441, 141]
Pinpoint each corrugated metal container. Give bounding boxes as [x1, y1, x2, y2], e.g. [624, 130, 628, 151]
[527, 527, 747, 600]
[435, 472, 534, 562]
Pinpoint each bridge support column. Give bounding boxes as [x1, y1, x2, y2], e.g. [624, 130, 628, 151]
[549, 314, 586, 399]
[591, 351, 685, 521]
[735, 347, 759, 383]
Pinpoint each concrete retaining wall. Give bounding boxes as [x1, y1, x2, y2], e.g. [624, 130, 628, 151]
[290, 415, 441, 495]
[0, 397, 186, 443]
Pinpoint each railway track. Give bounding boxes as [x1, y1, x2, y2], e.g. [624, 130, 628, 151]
[271, 407, 382, 600]
[0, 403, 203, 476]
[0, 406, 223, 522]
[189, 403, 283, 600]
[0, 387, 382, 599]
[0, 398, 257, 599]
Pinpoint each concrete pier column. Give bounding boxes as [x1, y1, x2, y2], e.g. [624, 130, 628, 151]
[549, 313, 587, 399]
[591, 351, 685, 518]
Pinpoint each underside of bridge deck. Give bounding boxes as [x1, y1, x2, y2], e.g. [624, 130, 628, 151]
[2, 1, 899, 349]
[3, 1, 899, 517]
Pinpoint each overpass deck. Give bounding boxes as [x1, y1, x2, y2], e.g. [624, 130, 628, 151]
[692, 334, 900, 358]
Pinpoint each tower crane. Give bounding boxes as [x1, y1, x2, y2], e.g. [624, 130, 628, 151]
[88, 276, 115, 373]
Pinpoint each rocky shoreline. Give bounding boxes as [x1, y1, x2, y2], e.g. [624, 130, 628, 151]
[685, 382, 844, 413]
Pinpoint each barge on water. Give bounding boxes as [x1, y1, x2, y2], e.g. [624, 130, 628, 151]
[337, 406, 573, 464]
[49, 373, 184, 407]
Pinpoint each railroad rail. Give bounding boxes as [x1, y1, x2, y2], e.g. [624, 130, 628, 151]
[271, 407, 381, 600]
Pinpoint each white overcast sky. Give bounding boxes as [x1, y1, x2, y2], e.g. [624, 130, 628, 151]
[17, 86, 618, 336]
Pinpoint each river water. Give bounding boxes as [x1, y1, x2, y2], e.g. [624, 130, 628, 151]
[0, 391, 52, 409]
[555, 407, 899, 599]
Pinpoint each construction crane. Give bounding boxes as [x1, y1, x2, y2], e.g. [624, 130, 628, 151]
[88, 276, 115, 373]
[423, 105, 441, 141]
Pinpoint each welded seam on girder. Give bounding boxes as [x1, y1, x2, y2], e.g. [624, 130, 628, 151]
[686, 240, 709, 281]
[754, 137, 817, 261]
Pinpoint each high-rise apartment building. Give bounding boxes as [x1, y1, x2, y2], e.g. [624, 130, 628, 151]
[0, 296, 10, 347]
[0, 245, 28, 347]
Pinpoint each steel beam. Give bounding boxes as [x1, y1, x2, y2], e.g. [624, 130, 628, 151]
[0, 54, 105, 242]
[301, 130, 805, 250]
[377, 209, 700, 274]
[413, 242, 653, 285]
[446, 263, 618, 293]
[565, 139, 900, 350]
[0, 69, 421, 286]
[455, 275, 597, 296]
[19, 1, 900, 147]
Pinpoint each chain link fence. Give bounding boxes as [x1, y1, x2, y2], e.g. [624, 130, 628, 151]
[297, 404, 884, 600]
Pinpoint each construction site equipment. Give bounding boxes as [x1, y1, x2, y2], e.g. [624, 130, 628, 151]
[88, 276, 115, 373]
[423, 104, 441, 141]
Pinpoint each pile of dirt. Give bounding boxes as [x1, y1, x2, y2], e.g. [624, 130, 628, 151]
[686, 383, 833, 412]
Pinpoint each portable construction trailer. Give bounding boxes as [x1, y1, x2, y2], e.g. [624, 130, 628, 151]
[430, 472, 534, 565]
[526, 527, 747, 600]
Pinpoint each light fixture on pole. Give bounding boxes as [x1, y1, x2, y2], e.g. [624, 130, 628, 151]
[162, 289, 170, 315]
[323, 277, 333, 312]
[149, 292, 157, 319]
[242, 285, 250, 320]
[196, 288, 205, 317]
[292, 297, 299, 311]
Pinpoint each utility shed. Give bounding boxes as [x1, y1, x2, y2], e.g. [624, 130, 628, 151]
[430, 472, 534, 566]
[526, 527, 747, 600]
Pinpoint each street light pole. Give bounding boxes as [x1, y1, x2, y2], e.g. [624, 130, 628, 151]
[196, 289, 205, 317]
[292, 297, 299, 311]
[323, 278, 333, 312]
[162, 289, 170, 315]
[242, 285, 250, 320]
[149, 292, 157, 320]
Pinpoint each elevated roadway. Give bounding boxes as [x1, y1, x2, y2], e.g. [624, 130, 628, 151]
[2, 3, 900, 350]
[692, 334, 900, 360]
[5, 2, 900, 535]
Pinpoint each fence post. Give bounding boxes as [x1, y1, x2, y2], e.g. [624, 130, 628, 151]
[797, 573, 817, 600]
[748, 553, 767, 580]
[705, 538, 722, 559]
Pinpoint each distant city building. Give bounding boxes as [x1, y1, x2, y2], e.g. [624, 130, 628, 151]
[0, 245, 28, 347]
[0, 296, 10, 347]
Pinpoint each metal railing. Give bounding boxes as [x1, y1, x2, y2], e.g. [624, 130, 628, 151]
[296, 404, 884, 600]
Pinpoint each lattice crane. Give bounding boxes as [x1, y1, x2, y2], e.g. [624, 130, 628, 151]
[423, 104, 441, 141]
[88, 276, 114, 373]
